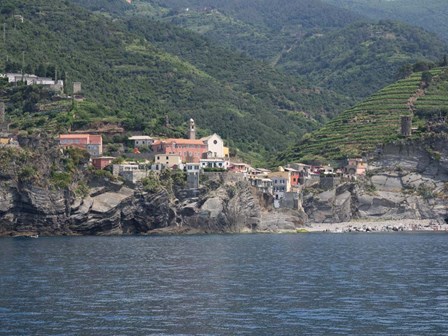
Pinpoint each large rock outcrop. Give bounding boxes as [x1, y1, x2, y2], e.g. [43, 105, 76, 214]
[303, 136, 448, 224]
[0, 172, 307, 236]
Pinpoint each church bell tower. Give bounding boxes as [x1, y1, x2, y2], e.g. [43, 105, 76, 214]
[188, 118, 196, 140]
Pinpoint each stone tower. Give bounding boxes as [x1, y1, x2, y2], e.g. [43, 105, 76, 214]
[188, 118, 196, 140]
[400, 115, 412, 137]
[73, 82, 82, 95]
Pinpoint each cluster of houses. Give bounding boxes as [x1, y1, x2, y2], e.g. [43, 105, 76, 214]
[57, 118, 368, 209]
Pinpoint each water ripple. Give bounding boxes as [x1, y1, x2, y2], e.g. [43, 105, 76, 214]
[1, 233, 448, 335]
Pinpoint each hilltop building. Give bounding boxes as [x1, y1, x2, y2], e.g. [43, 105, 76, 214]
[4, 73, 64, 92]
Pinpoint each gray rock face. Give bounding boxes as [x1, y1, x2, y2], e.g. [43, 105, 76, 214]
[0, 172, 306, 235]
[304, 137, 448, 223]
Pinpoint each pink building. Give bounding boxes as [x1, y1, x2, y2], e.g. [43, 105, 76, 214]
[152, 139, 208, 163]
[59, 134, 103, 157]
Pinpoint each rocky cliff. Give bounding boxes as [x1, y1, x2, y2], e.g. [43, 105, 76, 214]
[1, 135, 446, 236]
[303, 135, 448, 224]
[0, 169, 306, 236]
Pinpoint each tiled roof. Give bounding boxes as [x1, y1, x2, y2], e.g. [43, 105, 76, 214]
[158, 138, 206, 145]
[59, 134, 90, 139]
[89, 135, 102, 145]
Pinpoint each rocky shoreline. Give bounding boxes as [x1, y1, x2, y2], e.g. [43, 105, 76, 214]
[305, 219, 448, 233]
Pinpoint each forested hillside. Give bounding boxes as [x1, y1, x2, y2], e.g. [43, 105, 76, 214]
[0, 0, 347, 162]
[115, 0, 361, 62]
[277, 21, 448, 99]
[324, 0, 448, 42]
[95, 0, 448, 102]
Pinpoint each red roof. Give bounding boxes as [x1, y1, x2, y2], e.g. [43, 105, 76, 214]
[59, 134, 102, 144]
[89, 135, 102, 145]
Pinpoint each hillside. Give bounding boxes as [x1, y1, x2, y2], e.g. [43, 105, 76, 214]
[0, 0, 345, 162]
[277, 21, 448, 99]
[279, 67, 448, 163]
[99, 0, 448, 103]
[125, 0, 361, 62]
[323, 0, 448, 42]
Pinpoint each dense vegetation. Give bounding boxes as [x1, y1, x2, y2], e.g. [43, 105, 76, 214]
[111, 0, 448, 102]
[277, 21, 448, 100]
[278, 67, 448, 163]
[324, 0, 448, 42]
[2, 0, 448, 166]
[0, 0, 349, 164]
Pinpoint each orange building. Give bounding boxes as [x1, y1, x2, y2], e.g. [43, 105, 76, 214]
[152, 138, 208, 163]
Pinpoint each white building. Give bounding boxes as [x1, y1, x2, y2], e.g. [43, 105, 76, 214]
[201, 133, 224, 158]
[4, 73, 64, 91]
[186, 162, 201, 189]
[186, 163, 201, 174]
[128, 135, 154, 147]
[199, 158, 229, 170]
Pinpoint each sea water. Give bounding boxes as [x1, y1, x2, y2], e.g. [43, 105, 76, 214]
[1, 233, 448, 335]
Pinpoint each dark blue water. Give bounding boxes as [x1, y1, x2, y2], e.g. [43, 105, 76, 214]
[1, 233, 448, 335]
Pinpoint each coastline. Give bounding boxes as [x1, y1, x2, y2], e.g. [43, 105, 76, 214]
[305, 219, 448, 233]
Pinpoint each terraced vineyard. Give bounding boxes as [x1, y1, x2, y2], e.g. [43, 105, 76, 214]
[281, 67, 448, 162]
[414, 69, 448, 125]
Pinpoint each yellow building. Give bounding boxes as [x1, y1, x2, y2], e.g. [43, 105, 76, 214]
[223, 146, 230, 158]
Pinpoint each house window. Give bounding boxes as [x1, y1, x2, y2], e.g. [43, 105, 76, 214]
[213, 140, 218, 145]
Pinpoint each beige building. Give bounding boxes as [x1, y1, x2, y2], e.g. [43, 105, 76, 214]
[155, 154, 183, 169]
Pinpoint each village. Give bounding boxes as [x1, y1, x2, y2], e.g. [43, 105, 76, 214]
[0, 73, 368, 210]
[56, 117, 367, 210]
